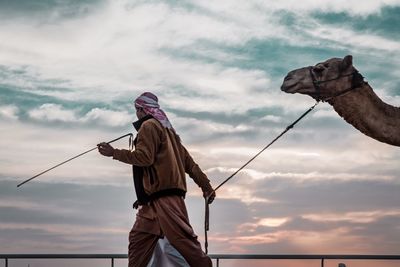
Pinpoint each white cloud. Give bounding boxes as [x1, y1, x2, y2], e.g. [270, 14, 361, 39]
[217, 185, 273, 204]
[260, 114, 282, 123]
[209, 167, 395, 184]
[0, 105, 19, 120]
[28, 104, 77, 122]
[0, 118, 134, 184]
[255, 0, 400, 15]
[258, 217, 289, 227]
[306, 25, 400, 52]
[377, 90, 400, 107]
[27, 104, 132, 127]
[0, 0, 274, 101]
[81, 108, 132, 127]
[155, 63, 272, 113]
[1, 0, 397, 116]
[311, 107, 338, 118]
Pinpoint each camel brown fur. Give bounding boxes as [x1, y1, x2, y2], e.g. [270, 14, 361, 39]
[281, 55, 400, 147]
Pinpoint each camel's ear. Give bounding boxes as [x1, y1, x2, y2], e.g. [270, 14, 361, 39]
[340, 55, 353, 71]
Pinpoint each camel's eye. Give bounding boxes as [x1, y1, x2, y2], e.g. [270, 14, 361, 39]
[313, 65, 324, 74]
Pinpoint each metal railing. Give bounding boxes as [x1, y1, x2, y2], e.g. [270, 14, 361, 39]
[1, 254, 399, 267]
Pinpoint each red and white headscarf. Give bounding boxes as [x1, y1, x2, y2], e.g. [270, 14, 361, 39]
[134, 92, 173, 129]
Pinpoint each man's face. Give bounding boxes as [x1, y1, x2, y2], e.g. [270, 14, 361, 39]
[136, 107, 146, 119]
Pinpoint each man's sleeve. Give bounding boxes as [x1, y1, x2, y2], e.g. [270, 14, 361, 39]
[112, 121, 161, 167]
[183, 146, 213, 192]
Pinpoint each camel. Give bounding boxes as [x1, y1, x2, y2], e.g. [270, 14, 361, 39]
[280, 55, 400, 147]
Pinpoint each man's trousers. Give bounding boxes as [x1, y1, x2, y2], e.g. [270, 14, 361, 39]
[128, 195, 212, 267]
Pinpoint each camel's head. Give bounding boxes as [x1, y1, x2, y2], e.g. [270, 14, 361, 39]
[281, 55, 361, 101]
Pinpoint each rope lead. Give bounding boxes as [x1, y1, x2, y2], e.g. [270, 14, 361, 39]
[204, 197, 210, 254]
[204, 101, 319, 254]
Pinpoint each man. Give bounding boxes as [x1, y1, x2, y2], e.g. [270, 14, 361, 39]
[98, 92, 215, 267]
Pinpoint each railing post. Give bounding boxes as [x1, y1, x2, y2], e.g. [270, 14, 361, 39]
[321, 258, 324, 267]
[216, 258, 219, 267]
[111, 257, 114, 267]
[5, 258, 8, 267]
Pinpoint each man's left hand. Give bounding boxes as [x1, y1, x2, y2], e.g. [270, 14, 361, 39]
[97, 142, 115, 157]
[204, 190, 216, 204]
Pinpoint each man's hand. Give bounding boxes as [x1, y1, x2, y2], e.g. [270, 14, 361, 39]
[204, 189, 216, 204]
[97, 142, 115, 157]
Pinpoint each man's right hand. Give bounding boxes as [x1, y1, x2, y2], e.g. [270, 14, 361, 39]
[97, 142, 115, 157]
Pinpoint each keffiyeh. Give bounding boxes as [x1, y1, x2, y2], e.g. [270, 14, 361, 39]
[134, 92, 173, 129]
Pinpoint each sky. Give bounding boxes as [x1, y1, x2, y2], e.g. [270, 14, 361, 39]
[1, 0, 400, 266]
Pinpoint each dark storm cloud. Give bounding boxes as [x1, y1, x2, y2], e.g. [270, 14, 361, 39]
[190, 197, 252, 235]
[0, 179, 136, 253]
[0, 179, 136, 226]
[250, 179, 400, 217]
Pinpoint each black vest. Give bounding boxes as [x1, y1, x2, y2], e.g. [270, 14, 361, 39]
[131, 115, 153, 205]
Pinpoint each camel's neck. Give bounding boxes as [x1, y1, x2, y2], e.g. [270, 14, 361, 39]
[328, 82, 400, 146]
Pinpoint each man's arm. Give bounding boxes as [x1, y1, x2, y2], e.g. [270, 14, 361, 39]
[98, 121, 161, 167]
[183, 147, 215, 203]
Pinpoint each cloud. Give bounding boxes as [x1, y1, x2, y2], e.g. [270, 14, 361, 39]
[260, 114, 283, 123]
[0, 104, 19, 120]
[81, 108, 132, 127]
[303, 209, 400, 224]
[311, 107, 338, 118]
[305, 24, 400, 52]
[0, 0, 107, 21]
[1, 0, 400, 261]
[26, 103, 132, 127]
[281, 0, 400, 15]
[257, 217, 290, 227]
[1, 0, 398, 117]
[28, 103, 77, 122]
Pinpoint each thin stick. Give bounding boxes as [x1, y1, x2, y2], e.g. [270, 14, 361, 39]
[17, 133, 133, 188]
